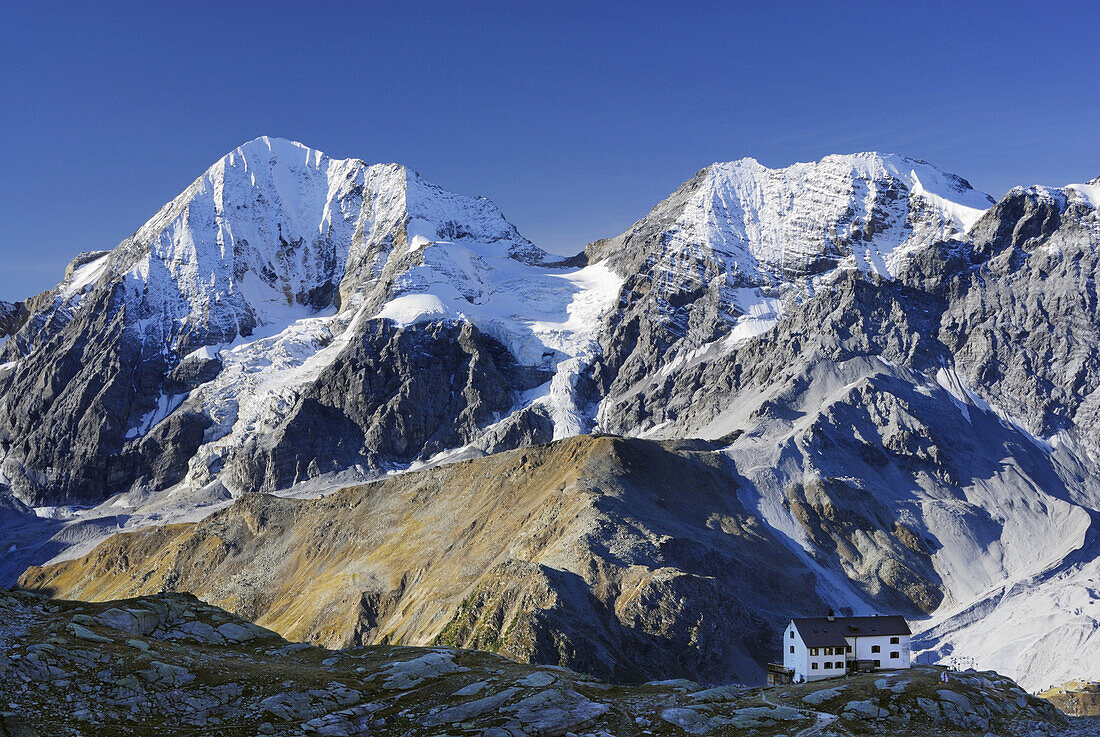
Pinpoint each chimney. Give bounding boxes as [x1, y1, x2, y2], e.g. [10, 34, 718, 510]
[827, 609, 835, 622]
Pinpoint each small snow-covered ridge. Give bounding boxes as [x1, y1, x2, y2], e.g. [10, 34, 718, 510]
[907, 169, 991, 233]
[1064, 180, 1100, 209]
[62, 253, 111, 298]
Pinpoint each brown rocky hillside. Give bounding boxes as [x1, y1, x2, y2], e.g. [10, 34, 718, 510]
[21, 435, 833, 685]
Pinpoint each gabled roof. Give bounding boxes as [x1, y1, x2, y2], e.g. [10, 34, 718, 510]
[791, 615, 910, 648]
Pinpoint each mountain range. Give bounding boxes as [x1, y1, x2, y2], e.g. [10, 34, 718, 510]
[3, 137, 1099, 691]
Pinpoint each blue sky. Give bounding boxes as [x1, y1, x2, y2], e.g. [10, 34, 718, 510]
[1, 1, 1097, 301]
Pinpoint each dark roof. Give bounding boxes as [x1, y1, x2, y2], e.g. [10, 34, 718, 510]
[791, 616, 910, 647]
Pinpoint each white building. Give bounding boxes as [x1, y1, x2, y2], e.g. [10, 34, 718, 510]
[780, 614, 911, 683]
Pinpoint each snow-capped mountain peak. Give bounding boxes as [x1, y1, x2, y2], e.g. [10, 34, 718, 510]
[579, 152, 997, 376]
[588, 152, 996, 341]
[690, 151, 994, 281]
[0, 138, 625, 504]
[43, 138, 553, 360]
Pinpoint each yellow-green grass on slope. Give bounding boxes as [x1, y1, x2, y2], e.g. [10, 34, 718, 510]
[1038, 680, 1100, 716]
[17, 435, 867, 685]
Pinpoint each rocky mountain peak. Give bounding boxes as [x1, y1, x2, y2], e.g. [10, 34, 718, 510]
[0, 139, 618, 506]
[590, 152, 994, 294]
[26, 138, 548, 358]
[0, 301, 23, 350]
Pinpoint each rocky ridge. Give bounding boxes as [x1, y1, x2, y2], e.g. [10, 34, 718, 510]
[0, 588, 1077, 737]
[1038, 681, 1100, 717]
[19, 436, 827, 686]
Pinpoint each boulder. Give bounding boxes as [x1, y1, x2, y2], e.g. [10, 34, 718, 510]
[843, 699, 887, 719]
[65, 623, 111, 644]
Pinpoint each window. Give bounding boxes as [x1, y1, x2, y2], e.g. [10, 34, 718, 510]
[837, 662, 844, 669]
[790, 631, 794, 639]
[890, 651, 900, 659]
[871, 645, 881, 653]
[810, 648, 818, 656]
[811, 663, 818, 670]
[846, 645, 852, 653]
[890, 636, 899, 645]
[790, 646, 794, 654]
[874, 659, 881, 668]
[823, 647, 832, 655]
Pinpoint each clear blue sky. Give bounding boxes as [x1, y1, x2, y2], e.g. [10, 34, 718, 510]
[1, 1, 1097, 301]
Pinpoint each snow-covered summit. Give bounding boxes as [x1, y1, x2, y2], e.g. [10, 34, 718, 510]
[687, 152, 991, 281]
[51, 136, 548, 356]
[595, 152, 994, 292]
[579, 151, 996, 370]
[3, 137, 624, 492]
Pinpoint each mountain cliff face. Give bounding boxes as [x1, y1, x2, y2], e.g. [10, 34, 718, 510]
[0, 300, 22, 338]
[585, 153, 994, 397]
[3, 141, 1100, 691]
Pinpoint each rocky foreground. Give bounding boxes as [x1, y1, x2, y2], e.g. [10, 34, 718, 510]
[0, 589, 1086, 736]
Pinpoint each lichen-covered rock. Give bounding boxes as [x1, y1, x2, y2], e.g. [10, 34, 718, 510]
[381, 650, 466, 689]
[94, 607, 159, 635]
[843, 698, 888, 719]
[65, 622, 112, 644]
[261, 691, 317, 721]
[138, 660, 194, 688]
